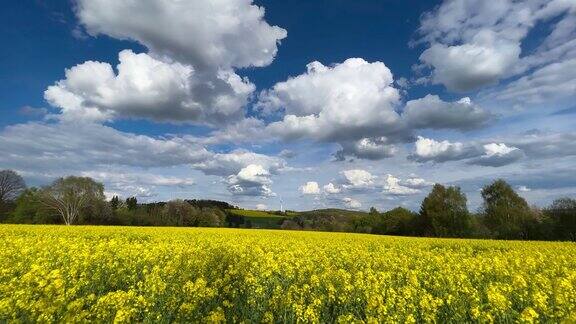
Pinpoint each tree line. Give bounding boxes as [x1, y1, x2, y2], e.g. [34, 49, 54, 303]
[365, 180, 576, 241]
[277, 180, 575, 241]
[0, 171, 234, 227]
[0, 169, 574, 241]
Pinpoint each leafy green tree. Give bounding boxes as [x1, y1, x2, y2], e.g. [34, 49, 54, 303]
[198, 207, 226, 227]
[110, 196, 120, 210]
[481, 179, 533, 239]
[161, 200, 199, 226]
[40, 176, 105, 225]
[546, 198, 576, 241]
[373, 207, 418, 236]
[420, 184, 471, 237]
[351, 215, 373, 233]
[468, 214, 493, 239]
[79, 198, 114, 225]
[126, 197, 138, 211]
[113, 207, 151, 226]
[11, 188, 59, 224]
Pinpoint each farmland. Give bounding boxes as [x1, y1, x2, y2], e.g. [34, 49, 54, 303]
[226, 209, 298, 218]
[1, 225, 575, 322]
[226, 209, 299, 229]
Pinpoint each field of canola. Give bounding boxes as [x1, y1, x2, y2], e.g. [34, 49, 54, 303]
[1, 225, 575, 323]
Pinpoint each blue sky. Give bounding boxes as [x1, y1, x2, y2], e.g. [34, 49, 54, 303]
[1, 0, 436, 127]
[1, 0, 575, 211]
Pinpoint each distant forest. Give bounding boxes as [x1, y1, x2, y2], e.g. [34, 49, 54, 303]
[0, 169, 574, 241]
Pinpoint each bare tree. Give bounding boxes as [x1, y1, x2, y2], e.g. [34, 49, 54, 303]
[41, 176, 105, 225]
[0, 170, 26, 206]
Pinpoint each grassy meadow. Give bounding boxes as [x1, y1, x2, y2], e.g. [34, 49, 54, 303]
[1, 225, 575, 323]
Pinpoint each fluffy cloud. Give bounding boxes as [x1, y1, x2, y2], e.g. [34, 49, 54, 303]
[45, 50, 254, 124]
[342, 197, 362, 209]
[255, 204, 268, 210]
[410, 136, 480, 163]
[300, 181, 321, 195]
[49, 0, 288, 127]
[417, 0, 576, 92]
[419, 30, 520, 92]
[411, 131, 576, 167]
[382, 174, 420, 196]
[411, 136, 523, 167]
[467, 143, 523, 167]
[259, 58, 403, 142]
[74, 0, 287, 70]
[404, 95, 492, 130]
[323, 183, 341, 194]
[226, 164, 275, 197]
[342, 169, 376, 188]
[335, 137, 397, 161]
[192, 149, 286, 177]
[323, 170, 431, 198]
[402, 177, 434, 189]
[254, 58, 493, 161]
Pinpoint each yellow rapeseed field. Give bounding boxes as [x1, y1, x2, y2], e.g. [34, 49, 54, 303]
[1, 225, 575, 323]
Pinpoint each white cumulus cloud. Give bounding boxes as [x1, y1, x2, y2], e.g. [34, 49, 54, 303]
[323, 183, 342, 194]
[259, 58, 403, 142]
[74, 0, 287, 70]
[402, 177, 434, 189]
[300, 181, 321, 195]
[382, 174, 420, 196]
[410, 136, 480, 163]
[226, 164, 275, 197]
[419, 30, 520, 92]
[335, 137, 398, 161]
[253, 58, 493, 161]
[191, 150, 286, 177]
[342, 169, 376, 188]
[417, 0, 576, 92]
[45, 50, 254, 125]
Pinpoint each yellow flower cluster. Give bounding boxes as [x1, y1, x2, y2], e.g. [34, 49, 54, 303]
[1, 225, 575, 323]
